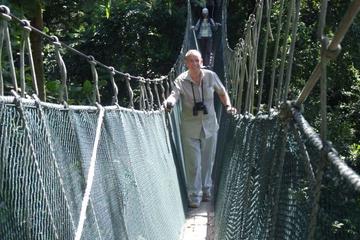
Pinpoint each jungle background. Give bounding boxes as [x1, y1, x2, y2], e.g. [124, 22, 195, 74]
[1, 0, 359, 239]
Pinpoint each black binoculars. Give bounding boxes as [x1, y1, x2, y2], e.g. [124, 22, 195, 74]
[193, 102, 208, 116]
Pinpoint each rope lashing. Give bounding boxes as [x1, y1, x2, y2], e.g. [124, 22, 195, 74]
[108, 67, 118, 105]
[88, 55, 101, 104]
[125, 73, 134, 108]
[74, 103, 105, 240]
[52, 36, 68, 103]
[0, 5, 17, 93]
[296, 0, 360, 105]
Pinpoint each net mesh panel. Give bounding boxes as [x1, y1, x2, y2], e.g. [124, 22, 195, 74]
[0, 100, 184, 240]
[214, 113, 315, 240]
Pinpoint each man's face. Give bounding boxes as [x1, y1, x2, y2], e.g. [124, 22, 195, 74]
[186, 54, 203, 71]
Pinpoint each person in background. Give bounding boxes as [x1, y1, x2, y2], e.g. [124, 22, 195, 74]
[192, 7, 221, 67]
[163, 49, 236, 208]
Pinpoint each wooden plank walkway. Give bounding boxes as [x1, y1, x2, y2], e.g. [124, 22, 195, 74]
[180, 201, 215, 240]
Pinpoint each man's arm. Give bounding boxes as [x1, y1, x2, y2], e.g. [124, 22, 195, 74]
[217, 91, 237, 114]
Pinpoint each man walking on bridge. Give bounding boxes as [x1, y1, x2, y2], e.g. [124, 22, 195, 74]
[163, 50, 235, 208]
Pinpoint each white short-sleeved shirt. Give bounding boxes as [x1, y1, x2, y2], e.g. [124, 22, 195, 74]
[168, 69, 226, 139]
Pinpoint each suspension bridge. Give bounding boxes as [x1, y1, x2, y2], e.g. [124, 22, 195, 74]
[0, 0, 360, 239]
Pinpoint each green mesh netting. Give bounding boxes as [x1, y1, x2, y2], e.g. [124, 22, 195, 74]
[214, 112, 317, 240]
[0, 99, 185, 240]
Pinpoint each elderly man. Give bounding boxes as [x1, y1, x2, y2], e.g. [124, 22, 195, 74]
[163, 49, 235, 208]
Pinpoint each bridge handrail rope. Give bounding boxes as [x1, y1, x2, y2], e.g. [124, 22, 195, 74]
[292, 107, 360, 192]
[0, 5, 173, 110]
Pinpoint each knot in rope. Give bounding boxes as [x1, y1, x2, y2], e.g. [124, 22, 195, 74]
[279, 101, 293, 122]
[249, 14, 257, 27]
[125, 73, 134, 108]
[108, 66, 118, 105]
[21, 20, 31, 33]
[256, 0, 263, 7]
[290, 100, 304, 113]
[321, 36, 341, 61]
[0, 5, 11, 21]
[51, 36, 62, 48]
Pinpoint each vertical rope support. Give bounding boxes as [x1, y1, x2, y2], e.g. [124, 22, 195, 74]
[125, 74, 134, 108]
[88, 56, 100, 104]
[33, 94, 76, 232]
[244, 14, 258, 113]
[267, 0, 285, 112]
[0, 14, 4, 95]
[307, 1, 329, 238]
[252, 0, 264, 113]
[108, 67, 118, 105]
[74, 104, 105, 240]
[22, 20, 39, 95]
[153, 81, 161, 108]
[231, 48, 241, 109]
[11, 91, 60, 239]
[165, 76, 170, 98]
[292, 121, 316, 188]
[283, 0, 301, 102]
[269, 104, 291, 240]
[19, 25, 27, 97]
[146, 79, 154, 110]
[237, 41, 246, 112]
[0, 6, 18, 92]
[139, 78, 146, 111]
[275, 0, 294, 105]
[160, 78, 166, 102]
[52, 36, 68, 103]
[257, 0, 272, 111]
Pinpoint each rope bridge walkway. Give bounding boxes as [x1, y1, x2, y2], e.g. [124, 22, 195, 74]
[0, 0, 360, 240]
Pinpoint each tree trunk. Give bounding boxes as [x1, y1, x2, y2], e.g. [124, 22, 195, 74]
[30, 1, 45, 100]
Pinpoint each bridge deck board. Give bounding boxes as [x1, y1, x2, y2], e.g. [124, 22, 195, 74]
[180, 201, 215, 240]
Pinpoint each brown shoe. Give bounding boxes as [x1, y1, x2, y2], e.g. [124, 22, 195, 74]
[202, 193, 211, 202]
[189, 201, 200, 208]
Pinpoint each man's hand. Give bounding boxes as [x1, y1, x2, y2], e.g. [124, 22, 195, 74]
[225, 105, 237, 115]
[163, 100, 174, 112]
[191, 25, 195, 30]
